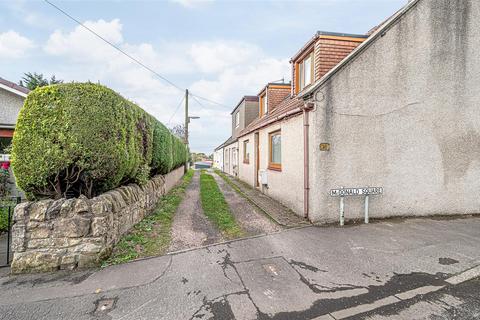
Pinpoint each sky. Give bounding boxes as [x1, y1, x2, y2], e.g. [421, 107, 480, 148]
[0, 0, 406, 154]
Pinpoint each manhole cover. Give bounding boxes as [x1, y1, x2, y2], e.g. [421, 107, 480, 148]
[94, 298, 116, 314]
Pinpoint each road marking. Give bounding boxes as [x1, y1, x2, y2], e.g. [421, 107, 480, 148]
[313, 314, 336, 320]
[330, 296, 400, 319]
[446, 265, 480, 285]
[395, 285, 444, 300]
[319, 265, 480, 319]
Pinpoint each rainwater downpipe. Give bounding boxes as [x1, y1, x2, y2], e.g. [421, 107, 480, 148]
[302, 101, 315, 220]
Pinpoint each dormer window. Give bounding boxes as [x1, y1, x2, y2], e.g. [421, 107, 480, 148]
[298, 52, 314, 92]
[259, 92, 268, 116]
[235, 112, 240, 128]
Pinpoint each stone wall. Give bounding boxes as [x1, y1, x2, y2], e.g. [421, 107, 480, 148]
[10, 166, 185, 273]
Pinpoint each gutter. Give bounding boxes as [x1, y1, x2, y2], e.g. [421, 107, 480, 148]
[299, 0, 421, 100]
[237, 108, 303, 139]
[302, 102, 314, 220]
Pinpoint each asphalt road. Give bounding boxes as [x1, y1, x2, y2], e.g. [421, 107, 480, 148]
[0, 217, 479, 320]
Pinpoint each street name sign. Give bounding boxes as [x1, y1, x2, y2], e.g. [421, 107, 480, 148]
[330, 187, 383, 197]
[329, 186, 384, 226]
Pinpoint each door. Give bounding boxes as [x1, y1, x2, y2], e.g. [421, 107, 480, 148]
[255, 132, 260, 187]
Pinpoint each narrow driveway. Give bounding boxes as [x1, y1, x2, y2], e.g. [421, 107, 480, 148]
[169, 170, 223, 252]
[0, 217, 479, 319]
[212, 172, 282, 236]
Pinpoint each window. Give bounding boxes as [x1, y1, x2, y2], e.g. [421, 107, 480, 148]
[259, 93, 268, 116]
[243, 140, 250, 164]
[268, 130, 281, 171]
[297, 52, 314, 92]
[235, 112, 240, 128]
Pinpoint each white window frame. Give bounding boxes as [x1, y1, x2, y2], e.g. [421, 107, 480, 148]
[299, 52, 314, 91]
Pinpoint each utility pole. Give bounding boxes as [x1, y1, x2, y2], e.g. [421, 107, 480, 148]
[184, 89, 189, 145]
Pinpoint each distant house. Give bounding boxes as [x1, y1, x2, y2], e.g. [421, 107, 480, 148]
[0, 77, 29, 197]
[0, 77, 29, 161]
[214, 95, 260, 177]
[212, 146, 224, 171]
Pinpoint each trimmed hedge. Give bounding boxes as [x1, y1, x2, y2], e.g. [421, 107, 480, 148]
[11, 83, 188, 199]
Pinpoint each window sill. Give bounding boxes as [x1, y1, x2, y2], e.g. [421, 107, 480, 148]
[268, 165, 282, 172]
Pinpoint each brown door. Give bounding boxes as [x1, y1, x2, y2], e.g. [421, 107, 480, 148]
[255, 132, 260, 187]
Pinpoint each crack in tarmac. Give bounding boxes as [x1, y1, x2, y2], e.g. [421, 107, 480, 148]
[189, 248, 269, 320]
[198, 250, 456, 320]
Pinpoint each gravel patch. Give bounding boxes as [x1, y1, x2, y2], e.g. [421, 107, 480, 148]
[169, 171, 223, 252]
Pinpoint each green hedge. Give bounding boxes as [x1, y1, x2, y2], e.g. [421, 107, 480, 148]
[11, 83, 188, 199]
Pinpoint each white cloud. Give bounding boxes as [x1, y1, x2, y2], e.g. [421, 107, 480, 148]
[43, 19, 190, 126]
[170, 0, 214, 8]
[41, 19, 291, 153]
[189, 41, 262, 74]
[188, 41, 290, 104]
[0, 30, 35, 58]
[45, 19, 124, 59]
[186, 40, 290, 151]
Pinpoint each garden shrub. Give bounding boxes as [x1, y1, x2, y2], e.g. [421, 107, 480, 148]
[11, 83, 188, 199]
[151, 122, 173, 175]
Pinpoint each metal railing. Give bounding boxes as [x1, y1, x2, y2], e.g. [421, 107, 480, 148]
[0, 196, 21, 267]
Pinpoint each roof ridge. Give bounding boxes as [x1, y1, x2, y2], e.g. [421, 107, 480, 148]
[0, 76, 30, 95]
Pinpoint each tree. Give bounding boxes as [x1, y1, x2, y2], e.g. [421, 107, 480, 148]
[169, 124, 185, 140]
[19, 72, 63, 90]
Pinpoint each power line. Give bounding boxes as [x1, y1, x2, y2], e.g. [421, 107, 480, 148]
[190, 94, 208, 110]
[166, 95, 185, 126]
[43, 0, 185, 93]
[190, 93, 230, 108]
[43, 0, 231, 113]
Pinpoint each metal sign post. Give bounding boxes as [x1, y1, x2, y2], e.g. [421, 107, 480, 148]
[330, 186, 383, 226]
[339, 187, 345, 226]
[364, 193, 369, 224]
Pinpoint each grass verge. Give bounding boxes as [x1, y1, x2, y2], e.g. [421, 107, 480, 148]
[102, 169, 194, 266]
[200, 171, 244, 239]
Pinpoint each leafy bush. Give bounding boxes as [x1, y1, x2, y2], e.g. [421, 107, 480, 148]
[11, 83, 188, 199]
[151, 122, 173, 175]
